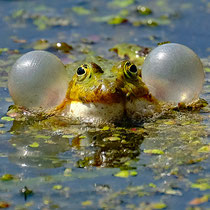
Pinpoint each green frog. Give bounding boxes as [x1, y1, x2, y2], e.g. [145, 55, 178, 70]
[51, 56, 160, 124]
[8, 44, 205, 125]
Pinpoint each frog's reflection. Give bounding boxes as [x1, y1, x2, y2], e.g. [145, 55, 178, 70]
[8, 118, 145, 169]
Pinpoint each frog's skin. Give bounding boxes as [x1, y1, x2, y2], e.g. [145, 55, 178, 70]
[54, 57, 160, 124]
[111, 60, 160, 120]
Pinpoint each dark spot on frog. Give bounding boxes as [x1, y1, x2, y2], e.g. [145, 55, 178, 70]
[91, 62, 104, 73]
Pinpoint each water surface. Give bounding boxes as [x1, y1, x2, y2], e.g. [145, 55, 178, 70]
[0, 0, 210, 209]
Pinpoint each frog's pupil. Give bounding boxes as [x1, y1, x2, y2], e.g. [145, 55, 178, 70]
[130, 65, 137, 73]
[77, 67, 86, 75]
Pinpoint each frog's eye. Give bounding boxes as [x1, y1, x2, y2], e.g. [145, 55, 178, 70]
[76, 64, 90, 81]
[124, 61, 138, 79]
[77, 67, 86, 75]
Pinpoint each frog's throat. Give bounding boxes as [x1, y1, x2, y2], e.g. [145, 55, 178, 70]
[61, 101, 125, 124]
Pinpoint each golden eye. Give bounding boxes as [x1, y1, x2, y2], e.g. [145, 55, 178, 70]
[124, 61, 138, 78]
[77, 67, 86, 75]
[76, 64, 90, 81]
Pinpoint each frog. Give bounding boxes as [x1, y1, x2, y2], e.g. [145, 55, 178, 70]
[51, 56, 160, 125]
[8, 44, 206, 126]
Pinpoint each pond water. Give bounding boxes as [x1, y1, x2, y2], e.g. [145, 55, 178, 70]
[0, 0, 210, 209]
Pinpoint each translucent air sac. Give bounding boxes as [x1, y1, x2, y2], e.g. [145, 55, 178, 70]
[8, 51, 69, 109]
[142, 43, 204, 104]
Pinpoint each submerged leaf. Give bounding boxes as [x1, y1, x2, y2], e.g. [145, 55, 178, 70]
[137, 6, 152, 15]
[107, 16, 127, 25]
[198, 145, 210, 153]
[35, 135, 50, 139]
[204, 67, 210, 72]
[33, 39, 50, 50]
[29, 142, 39, 148]
[103, 136, 121, 141]
[189, 195, 209, 205]
[0, 48, 9, 54]
[114, 170, 137, 178]
[109, 0, 134, 8]
[144, 149, 164, 155]
[150, 203, 167, 209]
[110, 43, 150, 66]
[1, 174, 14, 181]
[101, 126, 110, 131]
[33, 15, 70, 30]
[12, 9, 25, 18]
[53, 185, 63, 190]
[62, 135, 74, 139]
[0, 201, 10, 208]
[149, 183, 157, 188]
[81, 200, 93, 206]
[1, 116, 14, 121]
[64, 168, 72, 177]
[72, 7, 91, 15]
[191, 183, 210, 191]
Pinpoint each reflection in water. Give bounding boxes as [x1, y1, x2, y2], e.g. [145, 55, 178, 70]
[8, 118, 145, 169]
[73, 129, 144, 168]
[7, 106, 209, 172]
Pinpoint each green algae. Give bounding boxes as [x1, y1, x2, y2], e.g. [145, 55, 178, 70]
[1, 116, 14, 122]
[108, 0, 134, 8]
[72, 7, 91, 15]
[144, 149, 165, 155]
[114, 170, 138, 178]
[110, 43, 150, 66]
[137, 6, 153, 15]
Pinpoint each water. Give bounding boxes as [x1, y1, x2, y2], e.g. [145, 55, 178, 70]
[0, 0, 210, 209]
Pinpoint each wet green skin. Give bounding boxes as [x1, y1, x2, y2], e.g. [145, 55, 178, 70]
[53, 56, 159, 124]
[62, 58, 151, 104]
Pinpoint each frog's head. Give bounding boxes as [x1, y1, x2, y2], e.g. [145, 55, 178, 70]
[58, 62, 126, 124]
[112, 60, 159, 119]
[56, 60, 159, 124]
[67, 62, 124, 103]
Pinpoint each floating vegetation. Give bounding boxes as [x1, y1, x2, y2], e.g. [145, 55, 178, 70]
[108, 0, 135, 8]
[7, 9, 70, 30]
[1, 116, 14, 122]
[20, 186, 33, 201]
[1, 174, 14, 181]
[72, 7, 91, 15]
[137, 6, 153, 15]
[110, 43, 150, 66]
[114, 170, 138, 178]
[0, 0, 209, 209]
[143, 149, 165, 155]
[29, 142, 40, 148]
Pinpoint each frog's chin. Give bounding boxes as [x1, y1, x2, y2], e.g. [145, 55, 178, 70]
[62, 101, 125, 124]
[125, 98, 159, 120]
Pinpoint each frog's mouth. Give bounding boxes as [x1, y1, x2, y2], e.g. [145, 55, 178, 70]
[58, 81, 127, 124]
